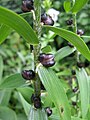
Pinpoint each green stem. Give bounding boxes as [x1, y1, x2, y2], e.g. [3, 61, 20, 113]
[73, 13, 80, 115]
[33, 0, 41, 97]
[73, 14, 80, 62]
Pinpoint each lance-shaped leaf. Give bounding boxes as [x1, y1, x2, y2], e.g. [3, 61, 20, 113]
[38, 66, 71, 120]
[76, 68, 89, 118]
[71, 0, 89, 13]
[0, 56, 3, 82]
[0, 73, 26, 89]
[0, 106, 17, 120]
[28, 106, 48, 120]
[55, 46, 76, 61]
[44, 26, 90, 61]
[0, 24, 12, 44]
[0, 6, 39, 45]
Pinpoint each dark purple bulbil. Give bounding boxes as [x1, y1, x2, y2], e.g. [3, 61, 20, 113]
[41, 13, 54, 26]
[21, 70, 35, 80]
[45, 107, 52, 116]
[39, 53, 55, 67]
[21, 0, 34, 12]
[31, 94, 42, 109]
[66, 19, 73, 25]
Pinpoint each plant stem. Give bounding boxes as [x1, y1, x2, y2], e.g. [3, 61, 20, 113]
[73, 13, 80, 115]
[73, 14, 80, 62]
[33, 0, 41, 97]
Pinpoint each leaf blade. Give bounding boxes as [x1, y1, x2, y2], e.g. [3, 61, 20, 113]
[0, 73, 26, 89]
[76, 68, 89, 118]
[0, 6, 39, 45]
[72, 0, 89, 13]
[0, 24, 12, 44]
[38, 66, 71, 120]
[44, 26, 90, 61]
[55, 46, 76, 61]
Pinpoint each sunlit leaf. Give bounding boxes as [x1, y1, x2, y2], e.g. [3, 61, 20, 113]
[72, 0, 89, 13]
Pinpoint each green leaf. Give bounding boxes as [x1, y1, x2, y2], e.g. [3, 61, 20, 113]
[55, 46, 76, 61]
[72, 0, 89, 13]
[17, 87, 34, 103]
[76, 68, 89, 118]
[41, 45, 52, 53]
[0, 73, 26, 89]
[0, 6, 39, 45]
[44, 26, 90, 61]
[49, 115, 87, 120]
[38, 66, 71, 120]
[20, 12, 32, 18]
[18, 92, 31, 116]
[64, 0, 71, 12]
[28, 106, 48, 120]
[0, 56, 3, 82]
[0, 89, 11, 106]
[71, 117, 87, 120]
[0, 106, 17, 120]
[0, 24, 12, 44]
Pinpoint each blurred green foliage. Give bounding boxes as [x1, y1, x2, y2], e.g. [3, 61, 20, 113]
[0, 0, 90, 119]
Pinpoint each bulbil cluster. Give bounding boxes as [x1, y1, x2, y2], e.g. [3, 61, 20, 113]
[39, 53, 55, 67]
[41, 13, 54, 26]
[21, 0, 34, 12]
[31, 94, 42, 109]
[21, 70, 35, 80]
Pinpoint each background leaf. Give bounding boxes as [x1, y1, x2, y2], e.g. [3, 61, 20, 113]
[0, 6, 38, 45]
[18, 92, 31, 116]
[55, 46, 76, 61]
[76, 68, 89, 118]
[64, 0, 71, 12]
[44, 26, 90, 61]
[38, 66, 71, 120]
[0, 56, 3, 82]
[72, 0, 89, 13]
[0, 106, 17, 120]
[17, 87, 34, 103]
[0, 73, 26, 89]
[0, 89, 11, 106]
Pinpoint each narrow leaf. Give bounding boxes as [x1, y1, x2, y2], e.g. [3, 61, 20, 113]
[18, 92, 31, 116]
[0, 106, 17, 120]
[0, 6, 38, 45]
[55, 46, 76, 61]
[44, 26, 90, 61]
[72, 0, 89, 13]
[0, 89, 11, 106]
[76, 68, 89, 118]
[0, 73, 26, 89]
[28, 106, 48, 120]
[0, 24, 12, 44]
[38, 66, 71, 120]
[64, 0, 71, 12]
[17, 87, 34, 103]
[0, 56, 3, 82]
